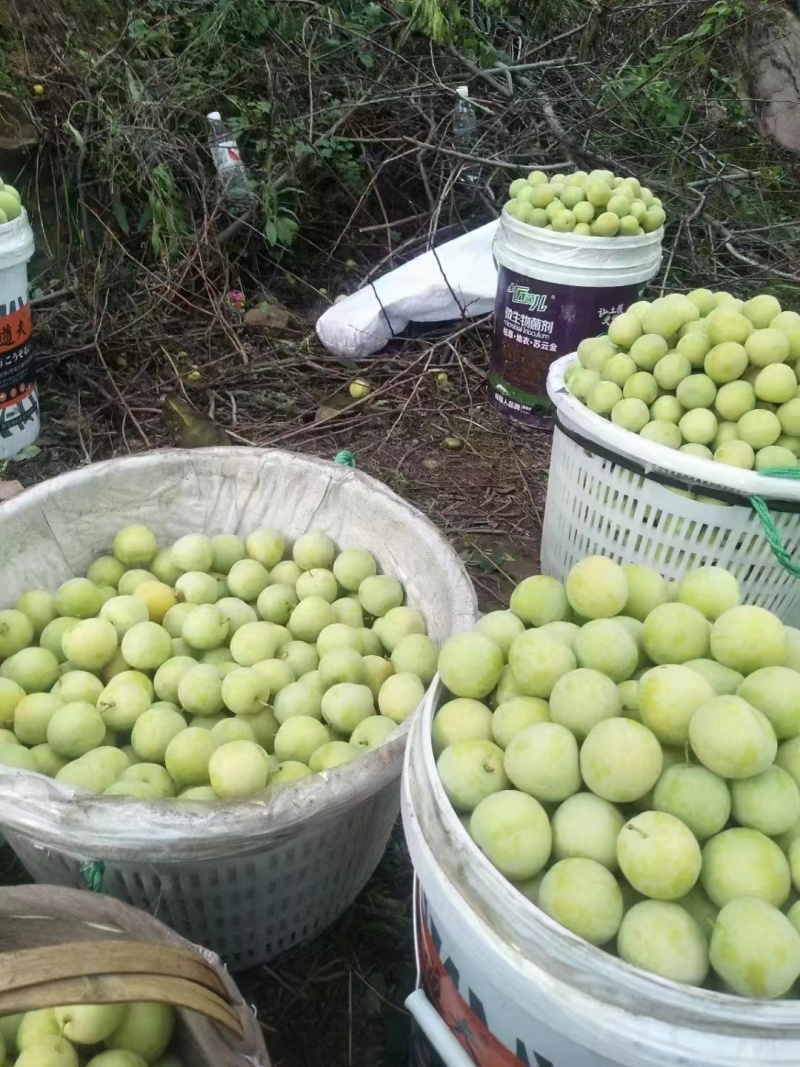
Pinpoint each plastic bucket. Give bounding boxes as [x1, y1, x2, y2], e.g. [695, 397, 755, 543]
[542, 354, 800, 624]
[402, 678, 800, 1067]
[490, 209, 662, 425]
[0, 210, 37, 456]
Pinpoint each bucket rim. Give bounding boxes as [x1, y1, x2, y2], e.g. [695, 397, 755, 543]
[498, 204, 665, 251]
[0, 209, 35, 265]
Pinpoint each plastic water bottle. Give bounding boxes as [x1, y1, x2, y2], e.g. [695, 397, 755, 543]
[453, 86, 477, 146]
[206, 111, 258, 214]
[453, 87, 478, 187]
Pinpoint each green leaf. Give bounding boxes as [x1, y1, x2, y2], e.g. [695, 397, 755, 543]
[112, 199, 130, 236]
[359, 51, 375, 69]
[461, 547, 515, 574]
[136, 203, 152, 233]
[127, 17, 148, 41]
[126, 66, 144, 102]
[10, 444, 41, 462]
[150, 223, 162, 257]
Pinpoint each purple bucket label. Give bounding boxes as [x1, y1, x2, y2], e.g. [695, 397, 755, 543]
[490, 266, 643, 426]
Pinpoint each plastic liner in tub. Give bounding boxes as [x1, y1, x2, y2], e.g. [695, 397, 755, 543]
[0, 447, 478, 969]
[0, 883, 271, 1065]
[542, 354, 800, 624]
[490, 209, 662, 425]
[401, 678, 800, 1067]
[0, 210, 38, 457]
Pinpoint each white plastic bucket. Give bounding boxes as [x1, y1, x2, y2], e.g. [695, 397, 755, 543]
[402, 678, 800, 1067]
[490, 209, 663, 425]
[0, 210, 37, 456]
[542, 354, 800, 624]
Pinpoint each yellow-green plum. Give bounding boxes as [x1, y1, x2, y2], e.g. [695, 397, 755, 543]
[618, 901, 708, 984]
[702, 827, 790, 908]
[469, 790, 552, 881]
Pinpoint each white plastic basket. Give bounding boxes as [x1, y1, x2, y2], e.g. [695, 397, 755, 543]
[2, 781, 401, 971]
[543, 355, 800, 623]
[0, 448, 478, 969]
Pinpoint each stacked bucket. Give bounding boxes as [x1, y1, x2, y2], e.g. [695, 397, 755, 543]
[403, 178, 800, 1067]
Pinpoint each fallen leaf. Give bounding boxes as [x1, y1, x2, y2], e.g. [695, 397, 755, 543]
[0, 480, 25, 502]
[164, 398, 230, 448]
[244, 303, 292, 331]
[10, 444, 41, 462]
[315, 404, 343, 422]
[314, 393, 352, 422]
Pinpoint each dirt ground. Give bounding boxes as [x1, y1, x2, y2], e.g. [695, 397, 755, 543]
[0, 316, 553, 1067]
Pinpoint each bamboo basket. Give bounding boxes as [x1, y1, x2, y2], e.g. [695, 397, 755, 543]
[0, 884, 271, 1065]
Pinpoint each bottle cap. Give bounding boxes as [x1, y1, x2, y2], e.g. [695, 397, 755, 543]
[456, 86, 469, 99]
[207, 111, 222, 121]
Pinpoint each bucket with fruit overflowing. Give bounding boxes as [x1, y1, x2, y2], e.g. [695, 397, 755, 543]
[543, 289, 800, 623]
[403, 556, 800, 1067]
[0, 184, 37, 458]
[0, 883, 271, 1066]
[490, 169, 664, 426]
[0, 447, 477, 969]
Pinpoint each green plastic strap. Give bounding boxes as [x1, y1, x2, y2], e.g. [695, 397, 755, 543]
[334, 450, 356, 468]
[750, 467, 800, 578]
[80, 860, 105, 893]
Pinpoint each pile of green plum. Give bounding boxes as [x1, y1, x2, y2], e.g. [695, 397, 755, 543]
[567, 290, 800, 474]
[0, 525, 437, 801]
[504, 169, 665, 237]
[434, 554, 800, 999]
[1, 1001, 179, 1067]
[0, 178, 23, 225]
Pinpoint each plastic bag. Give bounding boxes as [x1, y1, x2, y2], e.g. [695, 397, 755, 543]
[316, 220, 499, 360]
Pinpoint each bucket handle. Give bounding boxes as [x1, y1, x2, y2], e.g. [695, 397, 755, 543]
[406, 989, 479, 1067]
[409, 877, 480, 1067]
[751, 468, 800, 578]
[0, 939, 244, 1038]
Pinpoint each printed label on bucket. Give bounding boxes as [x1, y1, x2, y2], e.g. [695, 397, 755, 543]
[417, 892, 617, 1067]
[0, 295, 37, 441]
[419, 893, 548, 1067]
[490, 266, 642, 426]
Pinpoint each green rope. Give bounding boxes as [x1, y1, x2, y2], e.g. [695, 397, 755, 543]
[80, 860, 105, 893]
[750, 467, 800, 578]
[334, 450, 356, 468]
